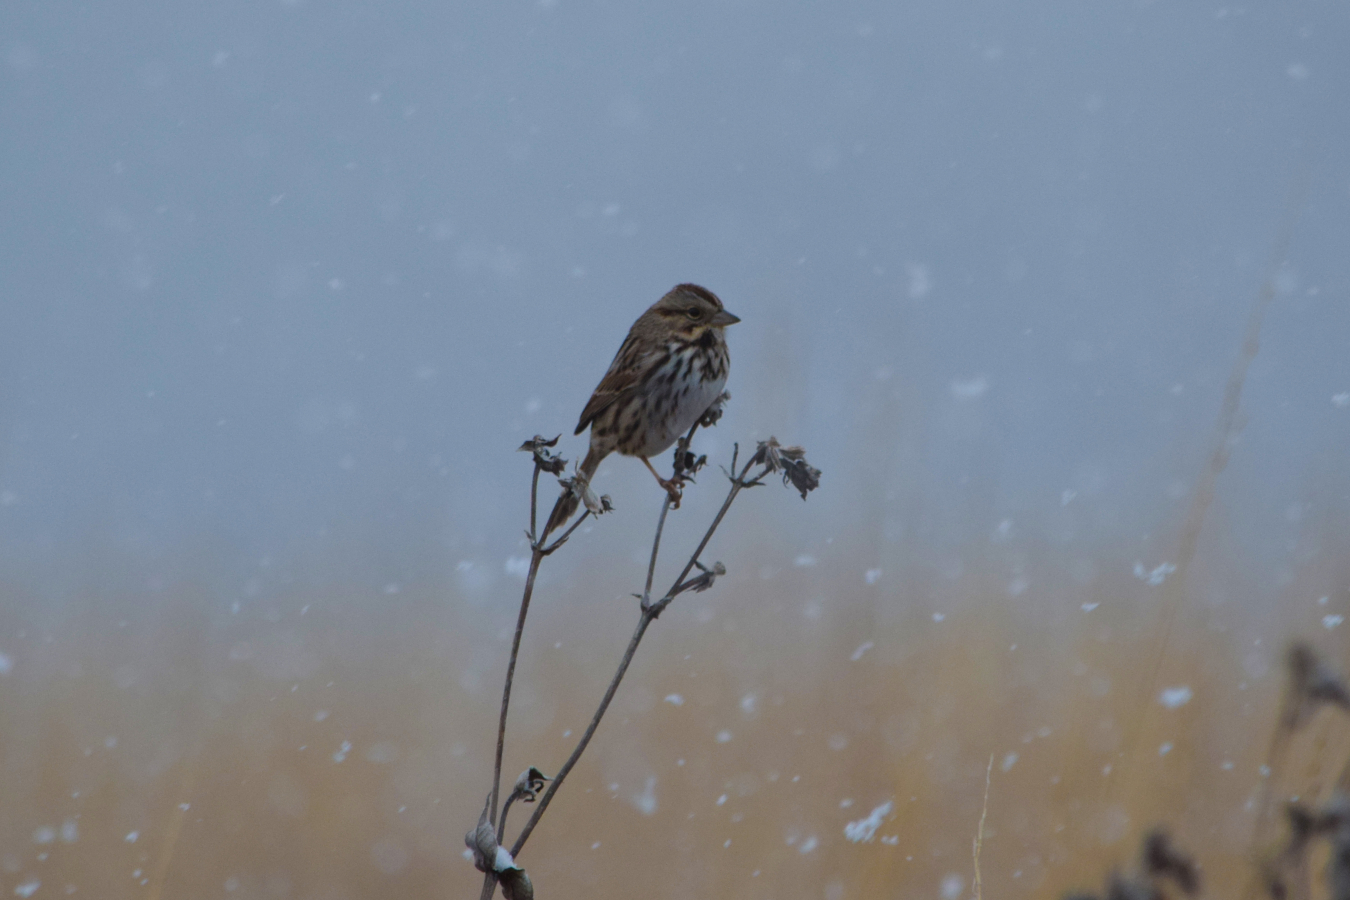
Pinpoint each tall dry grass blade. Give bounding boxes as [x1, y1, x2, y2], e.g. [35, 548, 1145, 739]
[146, 745, 200, 900]
[1108, 166, 1310, 804]
[974, 753, 993, 900]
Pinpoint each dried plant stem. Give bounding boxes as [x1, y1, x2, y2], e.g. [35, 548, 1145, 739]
[490, 547, 543, 830]
[973, 753, 992, 900]
[528, 465, 540, 539]
[508, 452, 757, 859]
[480, 457, 558, 900]
[474, 423, 821, 900]
[643, 500, 670, 602]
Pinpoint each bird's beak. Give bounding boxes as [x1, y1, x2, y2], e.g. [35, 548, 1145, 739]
[711, 309, 741, 327]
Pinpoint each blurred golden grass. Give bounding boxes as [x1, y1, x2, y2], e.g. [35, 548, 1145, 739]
[1, 536, 1345, 899]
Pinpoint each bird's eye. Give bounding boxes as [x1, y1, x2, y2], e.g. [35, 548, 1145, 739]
[686, 307, 702, 319]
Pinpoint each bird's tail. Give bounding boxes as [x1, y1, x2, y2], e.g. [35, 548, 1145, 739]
[542, 445, 604, 538]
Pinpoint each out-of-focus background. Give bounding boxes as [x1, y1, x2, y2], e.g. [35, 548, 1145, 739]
[3, 1, 1349, 898]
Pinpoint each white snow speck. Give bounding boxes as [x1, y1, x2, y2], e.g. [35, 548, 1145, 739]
[0, 652, 12, 675]
[1061, 489, 1077, 506]
[1159, 686, 1193, 709]
[1007, 576, 1028, 597]
[794, 554, 817, 567]
[740, 693, 758, 715]
[865, 568, 882, 585]
[524, 397, 541, 414]
[504, 556, 530, 579]
[365, 742, 399, 764]
[60, 820, 78, 843]
[950, 376, 989, 400]
[1133, 561, 1176, 586]
[851, 641, 874, 661]
[798, 835, 819, 854]
[941, 873, 966, 900]
[314, 709, 329, 722]
[493, 846, 516, 872]
[14, 880, 40, 898]
[1001, 752, 1019, 773]
[333, 740, 352, 763]
[845, 801, 894, 843]
[663, 693, 684, 706]
[630, 776, 658, 816]
[1081, 602, 1099, 612]
[880, 834, 899, 845]
[1286, 62, 1310, 80]
[716, 794, 728, 806]
[1323, 615, 1344, 630]
[828, 733, 849, 751]
[1333, 393, 1350, 409]
[839, 798, 854, 809]
[1159, 742, 1173, 756]
[33, 827, 55, 845]
[715, 730, 732, 743]
[932, 612, 945, 623]
[125, 831, 139, 843]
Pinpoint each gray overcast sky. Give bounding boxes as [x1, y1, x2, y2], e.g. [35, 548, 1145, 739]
[2, 0, 1348, 598]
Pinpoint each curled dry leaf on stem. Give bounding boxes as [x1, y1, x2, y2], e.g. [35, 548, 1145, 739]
[517, 434, 568, 475]
[466, 800, 518, 875]
[558, 472, 613, 517]
[497, 767, 552, 840]
[749, 436, 822, 499]
[510, 767, 549, 804]
[468, 797, 534, 900]
[678, 560, 725, 595]
[498, 867, 534, 900]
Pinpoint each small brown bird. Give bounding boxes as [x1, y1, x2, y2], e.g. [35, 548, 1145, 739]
[544, 284, 739, 535]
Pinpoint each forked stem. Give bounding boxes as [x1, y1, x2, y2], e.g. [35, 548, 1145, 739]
[509, 453, 757, 858]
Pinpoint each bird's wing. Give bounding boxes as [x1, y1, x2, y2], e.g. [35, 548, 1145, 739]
[574, 335, 658, 434]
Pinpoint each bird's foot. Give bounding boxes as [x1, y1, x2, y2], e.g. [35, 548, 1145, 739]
[658, 476, 684, 508]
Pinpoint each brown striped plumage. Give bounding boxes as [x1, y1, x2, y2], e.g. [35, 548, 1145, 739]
[544, 284, 739, 535]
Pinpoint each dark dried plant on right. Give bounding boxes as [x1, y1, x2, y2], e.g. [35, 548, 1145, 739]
[1064, 829, 1201, 900]
[1066, 641, 1350, 900]
[1246, 643, 1350, 900]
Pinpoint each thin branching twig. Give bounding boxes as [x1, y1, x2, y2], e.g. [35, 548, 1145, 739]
[475, 419, 818, 899]
[510, 434, 770, 858]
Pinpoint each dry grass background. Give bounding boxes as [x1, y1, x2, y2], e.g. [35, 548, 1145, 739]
[2, 515, 1347, 899]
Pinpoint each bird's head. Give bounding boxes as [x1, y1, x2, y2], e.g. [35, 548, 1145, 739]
[645, 283, 740, 340]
